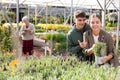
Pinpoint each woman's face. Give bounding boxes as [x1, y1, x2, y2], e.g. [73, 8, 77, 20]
[90, 16, 101, 33]
[23, 19, 29, 24]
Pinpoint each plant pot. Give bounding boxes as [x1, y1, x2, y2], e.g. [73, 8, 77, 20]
[95, 55, 104, 64]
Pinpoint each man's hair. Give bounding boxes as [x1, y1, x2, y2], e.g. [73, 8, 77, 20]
[74, 10, 86, 18]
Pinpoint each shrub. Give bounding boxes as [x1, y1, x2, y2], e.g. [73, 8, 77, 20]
[112, 23, 117, 27]
[0, 26, 12, 51]
[0, 52, 15, 63]
[45, 33, 57, 41]
[55, 33, 66, 42]
[44, 33, 67, 51]
[0, 11, 15, 25]
[53, 42, 66, 51]
[106, 22, 112, 27]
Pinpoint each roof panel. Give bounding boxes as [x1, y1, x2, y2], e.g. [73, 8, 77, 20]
[0, 0, 119, 9]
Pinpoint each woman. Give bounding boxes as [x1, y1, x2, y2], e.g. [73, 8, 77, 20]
[83, 14, 118, 67]
[20, 16, 35, 56]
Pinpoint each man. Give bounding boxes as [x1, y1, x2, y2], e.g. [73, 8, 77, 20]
[67, 10, 91, 61]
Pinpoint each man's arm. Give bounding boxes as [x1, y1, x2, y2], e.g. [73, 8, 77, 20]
[67, 34, 82, 54]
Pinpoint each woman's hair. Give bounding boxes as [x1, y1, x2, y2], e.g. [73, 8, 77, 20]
[112, 33, 116, 38]
[22, 16, 29, 22]
[89, 14, 101, 22]
[111, 33, 116, 42]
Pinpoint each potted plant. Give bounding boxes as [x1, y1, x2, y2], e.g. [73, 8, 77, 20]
[93, 42, 106, 65]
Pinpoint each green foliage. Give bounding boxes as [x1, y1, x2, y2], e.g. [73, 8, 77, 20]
[0, 56, 119, 80]
[0, 27, 4, 41]
[53, 42, 67, 51]
[106, 20, 117, 30]
[0, 11, 15, 25]
[106, 22, 117, 28]
[116, 38, 120, 54]
[45, 33, 67, 51]
[105, 14, 109, 22]
[35, 29, 46, 33]
[35, 25, 40, 29]
[0, 37, 12, 51]
[56, 28, 69, 33]
[106, 21, 117, 28]
[112, 23, 117, 27]
[0, 71, 8, 80]
[0, 26, 12, 51]
[1, 20, 6, 25]
[0, 52, 15, 63]
[6, 11, 15, 22]
[106, 22, 112, 27]
[46, 33, 57, 41]
[35, 25, 46, 33]
[93, 42, 106, 57]
[117, 47, 120, 54]
[45, 33, 66, 42]
[31, 15, 64, 24]
[55, 33, 66, 42]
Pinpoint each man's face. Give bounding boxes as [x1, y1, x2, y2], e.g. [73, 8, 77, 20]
[74, 17, 86, 29]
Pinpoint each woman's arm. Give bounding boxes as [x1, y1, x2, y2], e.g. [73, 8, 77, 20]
[83, 31, 94, 55]
[20, 26, 26, 35]
[29, 24, 35, 34]
[85, 44, 95, 55]
[102, 33, 114, 63]
[102, 53, 113, 63]
[85, 47, 93, 55]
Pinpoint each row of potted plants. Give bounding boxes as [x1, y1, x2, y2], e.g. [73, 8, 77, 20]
[0, 55, 119, 80]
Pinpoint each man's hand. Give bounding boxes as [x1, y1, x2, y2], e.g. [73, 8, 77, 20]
[78, 40, 87, 48]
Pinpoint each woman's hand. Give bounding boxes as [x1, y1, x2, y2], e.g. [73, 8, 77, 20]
[85, 44, 95, 55]
[25, 28, 31, 32]
[21, 31, 25, 35]
[25, 28, 33, 34]
[85, 48, 93, 55]
[101, 56, 109, 63]
[102, 54, 113, 63]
